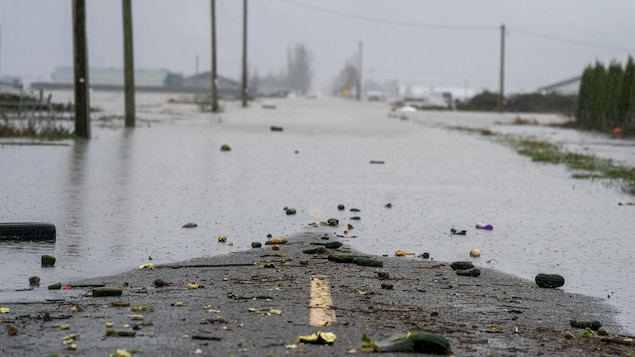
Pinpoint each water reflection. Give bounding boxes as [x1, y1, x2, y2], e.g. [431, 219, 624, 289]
[63, 139, 89, 256]
[1, 240, 55, 253]
[110, 128, 134, 248]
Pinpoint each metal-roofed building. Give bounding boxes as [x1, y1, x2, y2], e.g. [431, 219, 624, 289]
[538, 76, 581, 96]
[50, 66, 179, 89]
[182, 72, 242, 97]
[32, 67, 243, 96]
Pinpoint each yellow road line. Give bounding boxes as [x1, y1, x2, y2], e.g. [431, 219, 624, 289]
[309, 275, 336, 326]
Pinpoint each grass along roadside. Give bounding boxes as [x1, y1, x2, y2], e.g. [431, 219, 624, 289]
[452, 125, 635, 196]
[507, 137, 635, 189]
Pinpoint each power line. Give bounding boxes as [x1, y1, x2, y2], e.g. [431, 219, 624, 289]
[218, 0, 239, 22]
[278, 0, 635, 53]
[277, 0, 495, 31]
[510, 27, 635, 53]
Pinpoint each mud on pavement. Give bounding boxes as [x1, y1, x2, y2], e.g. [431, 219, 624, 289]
[1, 230, 634, 356]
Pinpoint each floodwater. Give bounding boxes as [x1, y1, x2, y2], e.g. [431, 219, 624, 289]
[1, 91, 635, 333]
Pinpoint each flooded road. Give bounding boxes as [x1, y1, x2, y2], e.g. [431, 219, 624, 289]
[1, 91, 634, 333]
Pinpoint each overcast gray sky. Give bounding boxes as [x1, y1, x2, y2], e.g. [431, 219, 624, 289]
[0, 0, 633, 94]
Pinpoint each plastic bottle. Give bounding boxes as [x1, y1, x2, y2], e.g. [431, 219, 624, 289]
[475, 223, 493, 230]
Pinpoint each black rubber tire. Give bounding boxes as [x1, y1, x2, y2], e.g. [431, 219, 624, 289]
[0, 222, 56, 241]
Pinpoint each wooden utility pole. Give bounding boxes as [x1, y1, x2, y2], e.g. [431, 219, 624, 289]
[241, 0, 248, 107]
[498, 23, 505, 113]
[357, 41, 363, 101]
[72, 0, 90, 138]
[210, 0, 219, 112]
[122, 0, 135, 127]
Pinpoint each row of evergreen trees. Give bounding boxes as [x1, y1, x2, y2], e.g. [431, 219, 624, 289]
[576, 57, 635, 134]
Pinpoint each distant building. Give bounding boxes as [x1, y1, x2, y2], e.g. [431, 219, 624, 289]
[537, 76, 581, 96]
[30, 67, 245, 97]
[31, 66, 183, 92]
[55, 66, 182, 89]
[398, 85, 478, 108]
[365, 90, 386, 101]
[182, 72, 242, 97]
[0, 76, 23, 92]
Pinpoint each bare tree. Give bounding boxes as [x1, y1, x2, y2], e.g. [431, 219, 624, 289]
[331, 54, 359, 95]
[286, 44, 313, 95]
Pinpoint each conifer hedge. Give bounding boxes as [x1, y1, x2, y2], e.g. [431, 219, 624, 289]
[576, 57, 635, 134]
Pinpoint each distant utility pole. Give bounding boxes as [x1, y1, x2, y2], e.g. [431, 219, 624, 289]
[357, 41, 363, 101]
[122, 0, 135, 127]
[498, 23, 505, 113]
[241, 0, 248, 107]
[210, 0, 219, 112]
[72, 0, 90, 139]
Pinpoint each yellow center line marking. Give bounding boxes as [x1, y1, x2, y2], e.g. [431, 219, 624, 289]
[309, 275, 336, 326]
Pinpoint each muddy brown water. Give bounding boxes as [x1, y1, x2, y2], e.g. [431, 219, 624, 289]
[1, 91, 634, 334]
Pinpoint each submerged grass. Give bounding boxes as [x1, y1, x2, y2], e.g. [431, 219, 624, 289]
[452, 125, 635, 195]
[505, 136, 635, 195]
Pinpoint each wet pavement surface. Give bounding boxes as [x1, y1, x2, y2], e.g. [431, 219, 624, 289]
[0, 231, 633, 356]
[1, 91, 635, 336]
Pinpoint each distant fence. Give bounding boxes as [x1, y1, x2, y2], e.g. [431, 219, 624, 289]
[0, 89, 73, 120]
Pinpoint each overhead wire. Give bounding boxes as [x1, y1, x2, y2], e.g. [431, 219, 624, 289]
[508, 28, 634, 53]
[277, 0, 495, 31]
[278, 0, 634, 53]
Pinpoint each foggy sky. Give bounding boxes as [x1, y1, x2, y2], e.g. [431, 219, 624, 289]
[0, 0, 633, 94]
